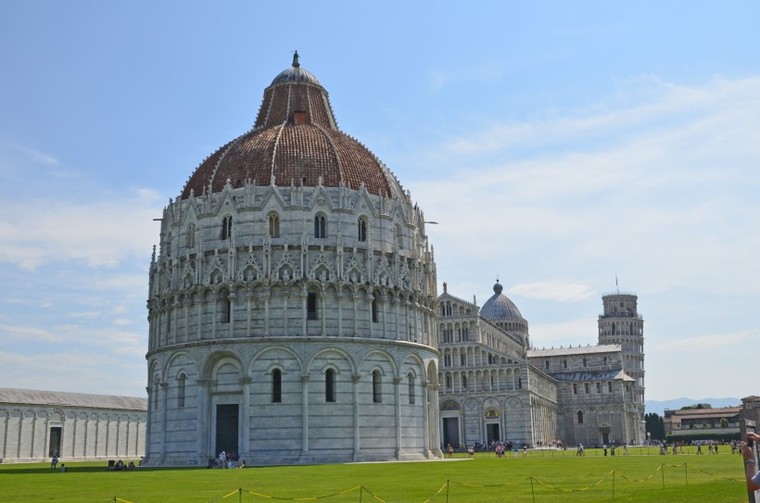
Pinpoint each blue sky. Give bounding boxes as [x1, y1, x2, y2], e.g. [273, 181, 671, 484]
[1, 1, 758, 402]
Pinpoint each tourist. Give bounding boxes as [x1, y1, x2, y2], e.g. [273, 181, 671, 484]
[51, 453, 59, 470]
[743, 432, 760, 491]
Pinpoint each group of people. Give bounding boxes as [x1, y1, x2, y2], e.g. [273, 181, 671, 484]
[108, 459, 136, 471]
[50, 454, 66, 472]
[214, 450, 245, 468]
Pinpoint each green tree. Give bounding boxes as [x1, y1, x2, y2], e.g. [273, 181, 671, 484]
[680, 403, 712, 410]
[645, 412, 665, 440]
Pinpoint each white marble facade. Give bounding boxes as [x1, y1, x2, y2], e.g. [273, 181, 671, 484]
[144, 56, 441, 466]
[0, 388, 146, 463]
[436, 283, 645, 450]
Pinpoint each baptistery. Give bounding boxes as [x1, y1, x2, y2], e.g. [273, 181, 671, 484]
[144, 53, 441, 466]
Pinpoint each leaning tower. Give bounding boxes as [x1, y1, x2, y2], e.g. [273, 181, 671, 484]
[597, 291, 645, 443]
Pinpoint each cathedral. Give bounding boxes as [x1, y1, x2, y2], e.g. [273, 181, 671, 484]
[143, 54, 645, 467]
[437, 282, 645, 449]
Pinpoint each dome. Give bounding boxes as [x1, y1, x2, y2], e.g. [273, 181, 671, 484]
[480, 280, 523, 321]
[180, 52, 405, 201]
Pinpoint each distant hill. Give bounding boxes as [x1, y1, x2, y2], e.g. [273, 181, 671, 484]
[645, 397, 741, 416]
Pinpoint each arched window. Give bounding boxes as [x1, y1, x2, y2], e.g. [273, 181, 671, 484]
[314, 214, 326, 238]
[219, 292, 231, 324]
[544, 360, 550, 370]
[272, 369, 282, 403]
[460, 353, 466, 366]
[445, 374, 452, 390]
[395, 224, 404, 249]
[186, 223, 195, 248]
[221, 215, 233, 240]
[269, 213, 280, 238]
[307, 292, 318, 320]
[177, 373, 186, 408]
[153, 375, 160, 410]
[372, 370, 382, 403]
[371, 297, 379, 323]
[325, 368, 336, 402]
[583, 358, 587, 367]
[461, 374, 467, 390]
[408, 373, 415, 405]
[358, 217, 367, 242]
[577, 411, 584, 424]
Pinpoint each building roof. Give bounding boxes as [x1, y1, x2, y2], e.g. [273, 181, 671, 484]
[664, 407, 742, 420]
[180, 52, 406, 201]
[480, 281, 524, 321]
[547, 370, 633, 382]
[528, 344, 621, 357]
[0, 388, 147, 411]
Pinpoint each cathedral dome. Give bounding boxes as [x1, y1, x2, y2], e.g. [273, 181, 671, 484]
[480, 280, 523, 321]
[180, 52, 405, 201]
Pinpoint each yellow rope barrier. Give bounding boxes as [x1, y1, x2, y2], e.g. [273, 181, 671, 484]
[421, 482, 449, 503]
[529, 470, 614, 492]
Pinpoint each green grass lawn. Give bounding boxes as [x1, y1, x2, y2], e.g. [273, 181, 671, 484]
[0, 448, 750, 503]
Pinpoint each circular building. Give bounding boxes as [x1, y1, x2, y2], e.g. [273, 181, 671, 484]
[144, 53, 441, 466]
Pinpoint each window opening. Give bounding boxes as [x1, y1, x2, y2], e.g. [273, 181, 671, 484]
[272, 369, 282, 403]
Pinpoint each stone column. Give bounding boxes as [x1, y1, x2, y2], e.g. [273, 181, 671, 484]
[301, 375, 310, 456]
[228, 292, 236, 338]
[393, 377, 402, 457]
[263, 291, 270, 337]
[195, 297, 203, 341]
[195, 379, 209, 465]
[246, 291, 253, 336]
[337, 289, 343, 337]
[352, 374, 361, 460]
[241, 377, 251, 460]
[320, 291, 326, 336]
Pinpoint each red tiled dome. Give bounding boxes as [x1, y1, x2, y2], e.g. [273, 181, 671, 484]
[180, 53, 405, 201]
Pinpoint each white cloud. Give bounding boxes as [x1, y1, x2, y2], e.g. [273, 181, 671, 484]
[654, 329, 758, 352]
[511, 280, 595, 302]
[0, 188, 163, 270]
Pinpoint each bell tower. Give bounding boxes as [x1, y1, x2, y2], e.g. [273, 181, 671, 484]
[598, 289, 645, 443]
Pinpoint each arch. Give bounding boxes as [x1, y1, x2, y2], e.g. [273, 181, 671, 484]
[220, 215, 233, 240]
[268, 212, 280, 238]
[271, 368, 282, 403]
[406, 369, 417, 405]
[186, 223, 196, 248]
[314, 213, 327, 238]
[306, 347, 356, 376]
[325, 368, 337, 403]
[357, 216, 368, 242]
[372, 369, 383, 403]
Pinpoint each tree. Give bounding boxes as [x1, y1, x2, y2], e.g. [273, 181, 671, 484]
[680, 403, 712, 410]
[645, 412, 665, 441]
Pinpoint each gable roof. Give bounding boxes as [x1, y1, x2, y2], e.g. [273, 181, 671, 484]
[0, 388, 147, 411]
